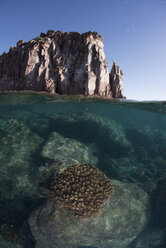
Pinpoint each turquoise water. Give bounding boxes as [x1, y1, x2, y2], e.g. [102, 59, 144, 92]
[0, 92, 166, 248]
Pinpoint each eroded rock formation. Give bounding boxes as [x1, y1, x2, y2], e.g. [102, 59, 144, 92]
[109, 60, 125, 98]
[0, 30, 125, 98]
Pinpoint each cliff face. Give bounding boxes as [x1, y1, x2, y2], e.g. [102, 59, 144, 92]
[0, 30, 125, 98]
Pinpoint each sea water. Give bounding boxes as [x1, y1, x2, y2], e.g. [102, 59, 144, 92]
[0, 92, 165, 248]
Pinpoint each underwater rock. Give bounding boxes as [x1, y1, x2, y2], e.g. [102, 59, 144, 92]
[0, 119, 44, 200]
[154, 157, 166, 179]
[0, 224, 22, 244]
[128, 226, 166, 248]
[153, 177, 166, 228]
[2, 108, 49, 139]
[48, 112, 132, 158]
[125, 127, 154, 150]
[108, 157, 157, 195]
[134, 146, 149, 163]
[29, 179, 150, 248]
[41, 131, 98, 166]
[0, 234, 23, 248]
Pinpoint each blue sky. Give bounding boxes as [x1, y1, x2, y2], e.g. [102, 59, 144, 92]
[0, 0, 166, 100]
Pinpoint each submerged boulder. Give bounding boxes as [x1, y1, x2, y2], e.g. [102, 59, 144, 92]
[153, 177, 166, 228]
[0, 119, 44, 199]
[128, 226, 166, 248]
[29, 179, 150, 248]
[41, 131, 98, 166]
[0, 234, 23, 248]
[48, 112, 132, 158]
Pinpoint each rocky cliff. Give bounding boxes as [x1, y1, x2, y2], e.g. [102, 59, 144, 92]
[0, 30, 125, 98]
[110, 60, 125, 98]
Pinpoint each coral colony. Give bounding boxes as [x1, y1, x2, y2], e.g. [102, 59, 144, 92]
[49, 164, 114, 219]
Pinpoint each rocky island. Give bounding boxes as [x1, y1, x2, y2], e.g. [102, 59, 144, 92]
[0, 30, 125, 98]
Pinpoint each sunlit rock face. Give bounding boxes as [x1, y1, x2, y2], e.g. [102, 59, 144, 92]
[0, 30, 112, 96]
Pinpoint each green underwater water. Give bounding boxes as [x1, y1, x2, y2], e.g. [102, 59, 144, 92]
[0, 92, 166, 247]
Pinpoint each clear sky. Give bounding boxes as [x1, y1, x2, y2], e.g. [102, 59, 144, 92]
[0, 0, 166, 100]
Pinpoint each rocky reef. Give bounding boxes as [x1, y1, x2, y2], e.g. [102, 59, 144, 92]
[0, 95, 166, 247]
[0, 30, 125, 98]
[41, 131, 98, 166]
[0, 119, 44, 200]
